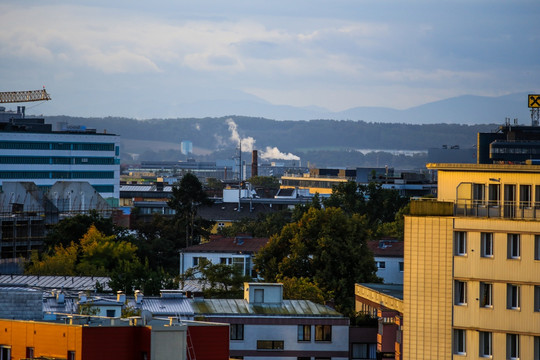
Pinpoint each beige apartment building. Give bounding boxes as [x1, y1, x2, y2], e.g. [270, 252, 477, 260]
[404, 163, 540, 359]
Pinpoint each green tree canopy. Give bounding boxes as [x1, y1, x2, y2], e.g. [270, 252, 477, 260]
[247, 175, 280, 189]
[254, 207, 379, 315]
[168, 172, 214, 247]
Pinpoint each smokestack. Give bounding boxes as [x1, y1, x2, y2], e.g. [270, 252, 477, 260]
[252, 150, 258, 177]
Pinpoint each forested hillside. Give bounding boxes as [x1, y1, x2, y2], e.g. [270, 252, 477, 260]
[43, 115, 497, 168]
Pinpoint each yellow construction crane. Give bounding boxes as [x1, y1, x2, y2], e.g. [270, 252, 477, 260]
[0, 89, 51, 103]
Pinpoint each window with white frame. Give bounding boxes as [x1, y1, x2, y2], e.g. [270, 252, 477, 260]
[479, 331, 492, 358]
[507, 234, 520, 259]
[481, 232, 494, 258]
[192, 256, 207, 267]
[480, 282, 493, 308]
[455, 232, 467, 256]
[399, 262, 404, 272]
[507, 333, 519, 360]
[454, 329, 466, 355]
[220, 257, 233, 265]
[376, 261, 386, 269]
[455, 281, 467, 305]
[507, 284, 520, 310]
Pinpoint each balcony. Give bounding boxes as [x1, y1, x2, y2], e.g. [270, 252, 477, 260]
[454, 200, 540, 219]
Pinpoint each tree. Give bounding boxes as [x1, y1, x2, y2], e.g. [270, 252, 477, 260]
[279, 276, 325, 304]
[43, 210, 119, 252]
[254, 207, 379, 315]
[168, 173, 214, 247]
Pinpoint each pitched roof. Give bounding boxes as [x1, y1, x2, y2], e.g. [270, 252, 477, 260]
[182, 236, 268, 254]
[0, 275, 111, 292]
[367, 239, 404, 258]
[198, 202, 279, 222]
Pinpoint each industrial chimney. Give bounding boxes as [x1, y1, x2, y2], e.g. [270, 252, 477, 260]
[252, 150, 258, 177]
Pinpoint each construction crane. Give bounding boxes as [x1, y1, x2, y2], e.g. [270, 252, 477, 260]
[0, 89, 51, 103]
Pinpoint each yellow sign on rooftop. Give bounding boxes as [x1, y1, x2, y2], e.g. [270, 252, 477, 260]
[529, 94, 540, 108]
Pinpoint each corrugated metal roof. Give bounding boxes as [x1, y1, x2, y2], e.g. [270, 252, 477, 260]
[127, 297, 194, 316]
[191, 299, 343, 317]
[0, 275, 111, 292]
[42, 297, 77, 314]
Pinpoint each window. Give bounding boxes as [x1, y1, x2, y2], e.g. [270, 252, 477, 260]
[297, 325, 311, 341]
[455, 232, 467, 256]
[455, 281, 467, 305]
[256, 340, 284, 350]
[67, 351, 76, 360]
[488, 184, 500, 206]
[230, 324, 244, 340]
[376, 261, 386, 269]
[480, 282, 493, 308]
[481, 232, 494, 257]
[351, 343, 376, 359]
[535, 286, 540, 312]
[220, 257, 232, 265]
[479, 331, 492, 358]
[315, 325, 332, 342]
[454, 329, 466, 355]
[507, 234, 520, 259]
[473, 183, 485, 204]
[507, 284, 520, 310]
[507, 334, 519, 359]
[192, 257, 206, 267]
[520, 185, 532, 208]
[0, 347, 11, 360]
[536, 185, 540, 208]
[399, 262, 404, 272]
[106, 309, 116, 317]
[26, 347, 34, 359]
[535, 235, 540, 260]
[535, 336, 540, 360]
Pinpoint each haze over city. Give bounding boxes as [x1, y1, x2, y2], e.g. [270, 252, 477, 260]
[1, 0, 539, 119]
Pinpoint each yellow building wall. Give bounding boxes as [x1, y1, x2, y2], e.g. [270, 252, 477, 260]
[404, 215, 454, 360]
[432, 164, 540, 202]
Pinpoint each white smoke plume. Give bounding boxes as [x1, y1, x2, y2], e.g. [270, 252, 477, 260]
[225, 118, 300, 161]
[260, 146, 300, 161]
[226, 118, 255, 152]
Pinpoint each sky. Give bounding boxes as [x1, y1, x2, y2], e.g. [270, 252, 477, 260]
[1, 0, 539, 119]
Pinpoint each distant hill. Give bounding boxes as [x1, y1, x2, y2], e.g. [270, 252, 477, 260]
[39, 91, 533, 124]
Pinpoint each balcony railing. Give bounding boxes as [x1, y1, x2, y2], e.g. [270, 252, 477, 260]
[455, 200, 540, 220]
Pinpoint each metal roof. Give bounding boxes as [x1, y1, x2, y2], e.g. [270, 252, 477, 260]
[191, 299, 344, 317]
[127, 297, 194, 316]
[0, 275, 111, 292]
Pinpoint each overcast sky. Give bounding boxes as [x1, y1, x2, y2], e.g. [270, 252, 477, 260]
[1, 0, 539, 118]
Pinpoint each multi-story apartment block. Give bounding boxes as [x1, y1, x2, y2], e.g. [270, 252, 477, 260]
[404, 162, 540, 359]
[0, 114, 120, 204]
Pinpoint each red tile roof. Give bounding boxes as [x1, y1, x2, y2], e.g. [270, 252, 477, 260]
[367, 239, 404, 257]
[182, 236, 269, 254]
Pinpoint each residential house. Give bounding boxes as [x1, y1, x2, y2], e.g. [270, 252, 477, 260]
[367, 239, 404, 285]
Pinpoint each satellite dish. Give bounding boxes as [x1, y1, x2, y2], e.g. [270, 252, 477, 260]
[141, 310, 152, 325]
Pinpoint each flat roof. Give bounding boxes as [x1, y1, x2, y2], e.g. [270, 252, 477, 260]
[427, 162, 540, 173]
[358, 283, 403, 301]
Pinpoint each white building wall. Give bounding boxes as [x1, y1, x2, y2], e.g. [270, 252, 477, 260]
[230, 323, 349, 360]
[0, 131, 120, 200]
[375, 256, 403, 284]
[181, 251, 252, 277]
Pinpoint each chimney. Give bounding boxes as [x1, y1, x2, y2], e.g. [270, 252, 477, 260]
[117, 291, 126, 303]
[135, 290, 144, 304]
[56, 291, 65, 304]
[251, 150, 258, 177]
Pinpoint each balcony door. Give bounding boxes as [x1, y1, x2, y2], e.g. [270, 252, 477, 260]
[504, 184, 516, 218]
